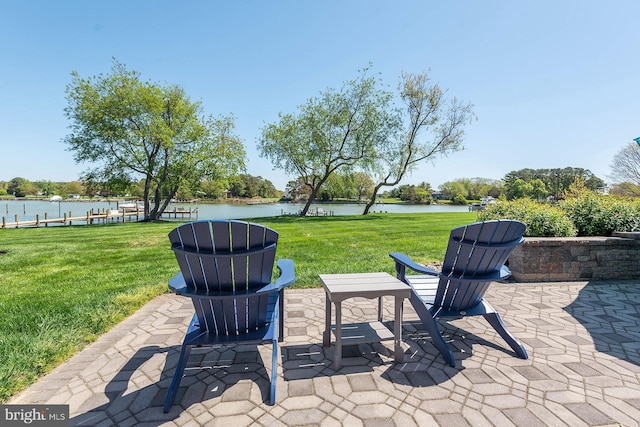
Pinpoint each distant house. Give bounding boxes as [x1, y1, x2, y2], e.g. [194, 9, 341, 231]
[69, 194, 81, 199]
[432, 191, 444, 200]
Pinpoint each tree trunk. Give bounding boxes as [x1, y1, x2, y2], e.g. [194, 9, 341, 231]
[142, 176, 153, 221]
[155, 187, 178, 220]
[299, 194, 314, 216]
[299, 179, 327, 216]
[149, 185, 162, 221]
[362, 197, 376, 215]
[362, 183, 385, 215]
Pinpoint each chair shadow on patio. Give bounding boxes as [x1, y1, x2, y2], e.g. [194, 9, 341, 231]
[71, 320, 522, 424]
[70, 343, 276, 426]
[563, 280, 640, 366]
[282, 317, 518, 386]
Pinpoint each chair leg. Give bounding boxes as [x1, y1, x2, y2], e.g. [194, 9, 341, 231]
[409, 294, 456, 367]
[270, 338, 278, 405]
[278, 289, 285, 342]
[483, 312, 528, 359]
[164, 343, 192, 413]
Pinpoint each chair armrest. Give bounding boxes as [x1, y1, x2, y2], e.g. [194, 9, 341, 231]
[168, 273, 188, 294]
[389, 252, 441, 276]
[457, 265, 512, 282]
[254, 259, 296, 295]
[274, 258, 296, 289]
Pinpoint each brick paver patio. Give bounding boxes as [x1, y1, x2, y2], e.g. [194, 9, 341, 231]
[10, 280, 640, 426]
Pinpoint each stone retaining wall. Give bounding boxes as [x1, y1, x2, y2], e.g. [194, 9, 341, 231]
[508, 232, 640, 282]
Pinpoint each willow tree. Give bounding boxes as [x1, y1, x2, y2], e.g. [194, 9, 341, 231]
[362, 72, 475, 214]
[64, 60, 245, 221]
[258, 69, 401, 216]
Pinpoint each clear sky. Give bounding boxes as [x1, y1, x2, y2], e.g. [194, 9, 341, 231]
[1, 1, 639, 191]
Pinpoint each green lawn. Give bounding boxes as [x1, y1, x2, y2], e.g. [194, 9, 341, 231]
[0, 212, 475, 402]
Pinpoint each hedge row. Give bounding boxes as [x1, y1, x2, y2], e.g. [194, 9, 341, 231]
[477, 194, 640, 237]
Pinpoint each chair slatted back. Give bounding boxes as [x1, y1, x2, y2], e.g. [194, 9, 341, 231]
[168, 220, 279, 335]
[435, 220, 525, 312]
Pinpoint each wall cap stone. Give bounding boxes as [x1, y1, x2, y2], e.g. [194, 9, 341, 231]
[612, 231, 640, 240]
[522, 236, 635, 246]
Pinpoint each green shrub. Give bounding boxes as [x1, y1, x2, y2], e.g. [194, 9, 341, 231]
[477, 199, 577, 237]
[451, 194, 467, 205]
[561, 193, 640, 236]
[478, 194, 640, 237]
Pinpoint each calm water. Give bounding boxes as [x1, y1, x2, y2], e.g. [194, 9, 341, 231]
[1, 199, 469, 224]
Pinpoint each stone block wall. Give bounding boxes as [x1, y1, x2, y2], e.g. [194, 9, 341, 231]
[508, 233, 640, 282]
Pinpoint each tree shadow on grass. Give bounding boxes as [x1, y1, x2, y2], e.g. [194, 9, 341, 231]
[563, 280, 640, 366]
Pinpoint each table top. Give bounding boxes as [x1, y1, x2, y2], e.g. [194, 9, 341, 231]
[319, 272, 411, 300]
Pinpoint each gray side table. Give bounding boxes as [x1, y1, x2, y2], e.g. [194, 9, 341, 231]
[320, 272, 411, 369]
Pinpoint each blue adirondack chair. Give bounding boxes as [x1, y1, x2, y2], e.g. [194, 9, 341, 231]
[163, 220, 295, 412]
[390, 220, 527, 367]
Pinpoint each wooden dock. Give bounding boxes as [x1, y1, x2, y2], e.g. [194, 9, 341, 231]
[0, 207, 196, 228]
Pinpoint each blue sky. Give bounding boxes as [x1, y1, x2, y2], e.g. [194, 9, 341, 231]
[1, 1, 639, 191]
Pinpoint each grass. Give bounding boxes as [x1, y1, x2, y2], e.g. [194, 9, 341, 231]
[0, 212, 475, 402]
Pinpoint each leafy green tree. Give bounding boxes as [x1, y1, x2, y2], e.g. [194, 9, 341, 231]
[398, 184, 433, 204]
[388, 185, 407, 199]
[506, 178, 533, 200]
[241, 175, 261, 198]
[504, 167, 604, 200]
[228, 178, 247, 198]
[413, 187, 431, 204]
[451, 194, 468, 205]
[480, 180, 505, 198]
[319, 173, 348, 201]
[283, 179, 309, 201]
[362, 72, 474, 214]
[7, 177, 35, 197]
[439, 178, 504, 200]
[417, 182, 434, 204]
[461, 177, 502, 200]
[398, 185, 415, 201]
[610, 181, 640, 197]
[64, 59, 246, 221]
[258, 68, 398, 216]
[257, 177, 277, 198]
[62, 181, 84, 197]
[225, 174, 276, 198]
[439, 180, 467, 200]
[34, 180, 61, 197]
[200, 179, 229, 199]
[529, 178, 547, 200]
[352, 172, 374, 201]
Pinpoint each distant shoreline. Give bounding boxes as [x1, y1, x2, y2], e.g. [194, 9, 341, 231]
[1, 196, 454, 207]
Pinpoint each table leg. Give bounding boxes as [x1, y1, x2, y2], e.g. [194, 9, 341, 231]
[323, 293, 331, 347]
[394, 295, 404, 363]
[377, 296, 383, 322]
[334, 301, 342, 369]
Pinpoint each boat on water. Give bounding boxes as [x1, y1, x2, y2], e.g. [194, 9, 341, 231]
[118, 201, 144, 211]
[49, 195, 63, 202]
[468, 196, 496, 212]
